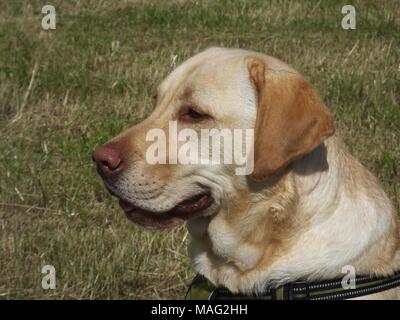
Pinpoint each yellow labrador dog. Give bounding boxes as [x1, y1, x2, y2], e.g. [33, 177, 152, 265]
[93, 48, 400, 299]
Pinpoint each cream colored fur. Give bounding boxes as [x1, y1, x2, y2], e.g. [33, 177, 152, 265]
[105, 48, 400, 299]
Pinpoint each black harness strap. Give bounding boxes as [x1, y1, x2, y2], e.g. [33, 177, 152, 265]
[186, 271, 400, 300]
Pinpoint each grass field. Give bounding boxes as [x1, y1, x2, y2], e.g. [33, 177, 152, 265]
[0, 0, 399, 299]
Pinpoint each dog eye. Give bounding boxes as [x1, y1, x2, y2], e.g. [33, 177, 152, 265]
[180, 107, 210, 122]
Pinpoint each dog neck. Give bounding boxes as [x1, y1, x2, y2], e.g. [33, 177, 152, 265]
[187, 134, 400, 294]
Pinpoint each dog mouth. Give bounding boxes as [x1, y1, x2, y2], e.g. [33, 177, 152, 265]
[117, 192, 214, 229]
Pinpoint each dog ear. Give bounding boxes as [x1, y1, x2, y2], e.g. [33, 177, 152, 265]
[248, 58, 335, 181]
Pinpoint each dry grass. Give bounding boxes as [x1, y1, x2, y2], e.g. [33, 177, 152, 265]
[0, 0, 399, 299]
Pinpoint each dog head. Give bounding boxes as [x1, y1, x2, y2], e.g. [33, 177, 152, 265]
[92, 47, 334, 229]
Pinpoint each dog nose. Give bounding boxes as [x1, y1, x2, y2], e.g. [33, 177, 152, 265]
[92, 144, 123, 177]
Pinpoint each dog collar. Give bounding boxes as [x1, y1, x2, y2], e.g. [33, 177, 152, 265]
[185, 272, 400, 300]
